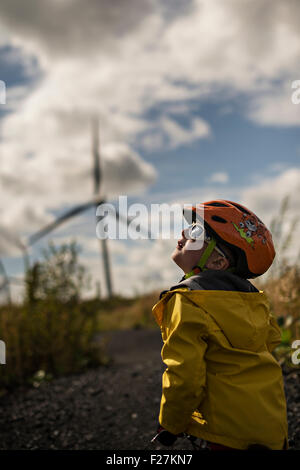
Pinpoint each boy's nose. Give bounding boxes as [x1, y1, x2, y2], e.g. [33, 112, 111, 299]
[177, 229, 189, 245]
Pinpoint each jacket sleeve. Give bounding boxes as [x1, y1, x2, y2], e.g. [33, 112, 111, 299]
[266, 314, 282, 353]
[159, 292, 208, 435]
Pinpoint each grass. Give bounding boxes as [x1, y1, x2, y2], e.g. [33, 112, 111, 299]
[253, 196, 300, 367]
[254, 265, 300, 367]
[0, 299, 101, 389]
[97, 291, 159, 331]
[0, 292, 160, 391]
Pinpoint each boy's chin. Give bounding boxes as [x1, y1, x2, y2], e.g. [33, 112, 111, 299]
[171, 249, 181, 263]
[171, 252, 185, 271]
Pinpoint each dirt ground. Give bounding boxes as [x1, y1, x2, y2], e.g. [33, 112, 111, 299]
[0, 329, 299, 450]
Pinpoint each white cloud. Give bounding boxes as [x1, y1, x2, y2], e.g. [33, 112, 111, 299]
[140, 116, 211, 151]
[0, 235, 20, 257]
[0, 0, 300, 293]
[101, 143, 156, 198]
[85, 238, 182, 298]
[0, 225, 28, 257]
[0, 0, 156, 64]
[208, 172, 229, 184]
[247, 82, 300, 127]
[161, 116, 211, 148]
[240, 167, 300, 223]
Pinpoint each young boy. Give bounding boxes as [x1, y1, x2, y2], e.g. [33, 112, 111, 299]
[152, 200, 288, 450]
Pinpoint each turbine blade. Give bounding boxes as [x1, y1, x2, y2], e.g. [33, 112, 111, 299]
[28, 198, 105, 246]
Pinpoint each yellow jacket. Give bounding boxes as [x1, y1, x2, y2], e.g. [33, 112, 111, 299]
[152, 283, 288, 450]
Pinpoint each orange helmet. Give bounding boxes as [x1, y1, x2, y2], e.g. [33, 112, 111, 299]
[184, 200, 275, 278]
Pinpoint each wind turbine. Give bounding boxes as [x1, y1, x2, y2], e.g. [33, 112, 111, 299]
[0, 258, 11, 304]
[0, 228, 30, 304]
[0, 118, 152, 300]
[92, 116, 113, 297]
[0, 226, 30, 272]
[27, 117, 117, 298]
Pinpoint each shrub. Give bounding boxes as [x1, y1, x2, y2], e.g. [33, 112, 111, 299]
[255, 196, 300, 368]
[0, 241, 102, 390]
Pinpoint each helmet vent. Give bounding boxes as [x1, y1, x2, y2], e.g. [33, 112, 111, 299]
[230, 202, 251, 215]
[211, 215, 227, 223]
[205, 202, 228, 207]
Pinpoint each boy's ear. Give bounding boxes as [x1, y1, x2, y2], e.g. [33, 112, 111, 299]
[208, 256, 230, 271]
[218, 257, 230, 270]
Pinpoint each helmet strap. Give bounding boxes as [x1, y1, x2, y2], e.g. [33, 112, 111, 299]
[184, 238, 217, 279]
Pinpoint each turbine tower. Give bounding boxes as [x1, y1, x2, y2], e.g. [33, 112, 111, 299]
[0, 120, 152, 300]
[92, 117, 113, 297]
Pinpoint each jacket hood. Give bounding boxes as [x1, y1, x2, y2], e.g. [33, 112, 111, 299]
[186, 289, 270, 351]
[153, 287, 271, 352]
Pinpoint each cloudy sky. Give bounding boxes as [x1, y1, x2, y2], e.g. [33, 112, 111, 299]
[0, 0, 299, 300]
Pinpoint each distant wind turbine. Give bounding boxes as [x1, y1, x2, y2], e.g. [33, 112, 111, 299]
[92, 117, 113, 297]
[0, 258, 11, 304]
[0, 118, 152, 299]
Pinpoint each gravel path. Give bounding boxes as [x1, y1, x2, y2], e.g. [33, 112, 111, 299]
[0, 329, 299, 450]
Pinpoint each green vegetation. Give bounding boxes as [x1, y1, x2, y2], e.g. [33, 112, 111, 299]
[254, 196, 300, 368]
[0, 242, 98, 389]
[256, 266, 300, 368]
[0, 241, 158, 391]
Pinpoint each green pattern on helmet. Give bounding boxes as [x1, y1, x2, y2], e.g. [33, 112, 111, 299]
[232, 222, 254, 246]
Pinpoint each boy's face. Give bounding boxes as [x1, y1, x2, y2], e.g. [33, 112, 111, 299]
[172, 229, 229, 273]
[172, 229, 207, 273]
